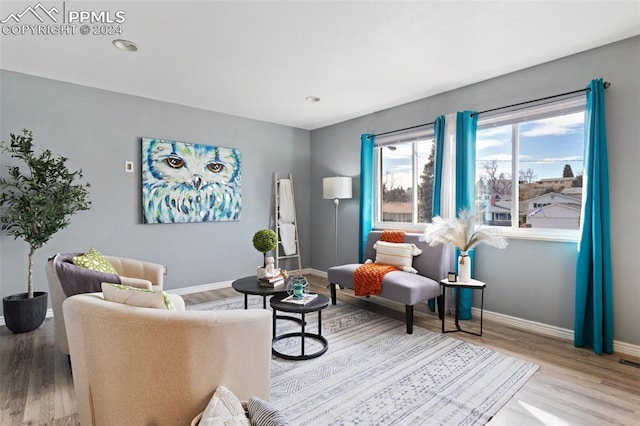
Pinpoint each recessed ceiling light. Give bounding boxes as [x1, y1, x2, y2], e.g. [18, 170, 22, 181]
[305, 96, 320, 103]
[112, 39, 139, 52]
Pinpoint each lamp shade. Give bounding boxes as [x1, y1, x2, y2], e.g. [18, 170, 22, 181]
[323, 177, 352, 200]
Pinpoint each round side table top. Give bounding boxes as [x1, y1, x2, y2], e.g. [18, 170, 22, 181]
[270, 293, 330, 313]
[231, 275, 287, 296]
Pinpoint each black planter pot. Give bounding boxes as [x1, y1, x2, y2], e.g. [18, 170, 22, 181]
[3, 292, 48, 333]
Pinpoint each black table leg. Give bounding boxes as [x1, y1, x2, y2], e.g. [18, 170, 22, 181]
[441, 287, 446, 333]
[272, 307, 276, 340]
[301, 313, 306, 356]
[454, 288, 461, 331]
[244, 294, 248, 309]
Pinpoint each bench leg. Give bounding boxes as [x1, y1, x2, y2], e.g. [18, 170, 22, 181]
[437, 295, 444, 320]
[330, 282, 337, 305]
[405, 305, 413, 334]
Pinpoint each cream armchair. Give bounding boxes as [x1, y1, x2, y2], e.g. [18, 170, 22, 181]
[46, 253, 164, 354]
[63, 293, 271, 426]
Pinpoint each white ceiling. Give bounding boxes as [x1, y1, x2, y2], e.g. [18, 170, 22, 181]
[1, 1, 639, 130]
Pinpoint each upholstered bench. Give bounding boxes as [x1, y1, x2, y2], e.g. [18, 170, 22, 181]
[328, 231, 446, 333]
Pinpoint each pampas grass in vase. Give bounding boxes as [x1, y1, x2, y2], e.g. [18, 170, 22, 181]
[421, 209, 508, 282]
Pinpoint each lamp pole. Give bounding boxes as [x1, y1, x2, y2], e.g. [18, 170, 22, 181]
[333, 197, 339, 266]
[323, 176, 352, 267]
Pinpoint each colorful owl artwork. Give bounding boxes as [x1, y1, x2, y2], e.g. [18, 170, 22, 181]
[142, 138, 241, 223]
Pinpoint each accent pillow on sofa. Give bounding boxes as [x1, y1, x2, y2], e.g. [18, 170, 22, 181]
[101, 283, 175, 310]
[73, 248, 117, 274]
[198, 385, 250, 426]
[247, 397, 290, 426]
[373, 240, 422, 273]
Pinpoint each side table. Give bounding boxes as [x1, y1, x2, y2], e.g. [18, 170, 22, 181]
[270, 293, 329, 360]
[440, 278, 486, 336]
[231, 275, 287, 309]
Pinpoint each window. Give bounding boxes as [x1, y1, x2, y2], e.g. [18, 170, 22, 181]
[373, 128, 435, 228]
[475, 95, 586, 237]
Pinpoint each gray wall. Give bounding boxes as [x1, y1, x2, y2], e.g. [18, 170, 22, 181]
[0, 70, 311, 315]
[310, 36, 640, 346]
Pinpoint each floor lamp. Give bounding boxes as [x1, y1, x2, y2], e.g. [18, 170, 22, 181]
[323, 176, 352, 266]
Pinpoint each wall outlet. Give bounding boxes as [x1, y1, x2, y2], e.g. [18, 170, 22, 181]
[125, 161, 134, 173]
[162, 265, 167, 275]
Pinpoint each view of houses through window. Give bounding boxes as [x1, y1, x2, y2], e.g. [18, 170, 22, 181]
[476, 99, 586, 231]
[374, 95, 586, 235]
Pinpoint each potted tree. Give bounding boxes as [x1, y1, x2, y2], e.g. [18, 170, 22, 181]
[0, 129, 91, 333]
[252, 229, 278, 278]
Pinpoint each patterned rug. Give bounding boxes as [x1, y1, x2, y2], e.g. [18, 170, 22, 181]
[189, 296, 539, 425]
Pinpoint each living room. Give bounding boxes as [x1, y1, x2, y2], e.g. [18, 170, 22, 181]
[1, 1, 639, 424]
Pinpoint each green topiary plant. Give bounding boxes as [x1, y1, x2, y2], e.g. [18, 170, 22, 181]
[252, 229, 278, 267]
[0, 129, 92, 299]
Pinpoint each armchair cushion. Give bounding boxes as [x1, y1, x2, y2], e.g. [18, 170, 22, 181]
[73, 248, 118, 274]
[102, 283, 176, 310]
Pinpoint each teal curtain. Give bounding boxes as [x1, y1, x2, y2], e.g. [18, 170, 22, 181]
[432, 115, 446, 218]
[427, 115, 446, 312]
[574, 79, 613, 355]
[359, 134, 374, 262]
[455, 111, 478, 320]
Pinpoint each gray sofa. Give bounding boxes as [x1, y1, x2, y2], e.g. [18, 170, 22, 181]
[328, 231, 447, 333]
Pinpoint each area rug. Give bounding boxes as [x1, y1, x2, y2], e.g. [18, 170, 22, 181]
[188, 296, 539, 425]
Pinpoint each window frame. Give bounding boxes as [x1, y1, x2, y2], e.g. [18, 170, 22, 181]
[475, 94, 587, 242]
[373, 127, 435, 232]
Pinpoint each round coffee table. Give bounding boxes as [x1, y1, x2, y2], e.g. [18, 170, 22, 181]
[270, 293, 329, 360]
[232, 275, 287, 309]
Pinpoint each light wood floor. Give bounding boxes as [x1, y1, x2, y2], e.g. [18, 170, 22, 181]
[1, 275, 639, 425]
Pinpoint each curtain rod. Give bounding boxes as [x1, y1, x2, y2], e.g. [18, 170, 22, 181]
[367, 81, 611, 138]
[471, 81, 611, 117]
[369, 121, 435, 139]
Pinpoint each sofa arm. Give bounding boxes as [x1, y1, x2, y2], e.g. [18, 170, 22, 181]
[118, 276, 153, 290]
[106, 256, 164, 289]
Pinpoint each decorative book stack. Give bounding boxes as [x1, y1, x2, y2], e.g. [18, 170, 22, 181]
[258, 274, 285, 288]
[282, 293, 318, 305]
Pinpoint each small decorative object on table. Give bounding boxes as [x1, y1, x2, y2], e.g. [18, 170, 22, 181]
[287, 276, 308, 299]
[448, 271, 457, 282]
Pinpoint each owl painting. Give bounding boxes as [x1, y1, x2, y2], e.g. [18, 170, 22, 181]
[142, 138, 241, 223]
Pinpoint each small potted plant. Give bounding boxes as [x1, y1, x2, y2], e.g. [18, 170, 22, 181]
[252, 229, 278, 278]
[0, 129, 91, 333]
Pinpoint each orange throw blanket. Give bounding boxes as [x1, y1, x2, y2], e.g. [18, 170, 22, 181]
[354, 263, 398, 296]
[353, 230, 405, 296]
[381, 230, 404, 243]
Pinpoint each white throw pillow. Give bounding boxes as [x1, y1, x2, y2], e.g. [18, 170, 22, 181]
[373, 241, 422, 274]
[199, 385, 249, 426]
[101, 283, 175, 310]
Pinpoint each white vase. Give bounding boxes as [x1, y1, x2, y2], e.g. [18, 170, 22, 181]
[458, 251, 471, 282]
[257, 266, 267, 279]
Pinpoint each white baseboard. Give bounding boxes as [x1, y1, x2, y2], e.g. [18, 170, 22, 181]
[470, 306, 640, 358]
[166, 280, 233, 295]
